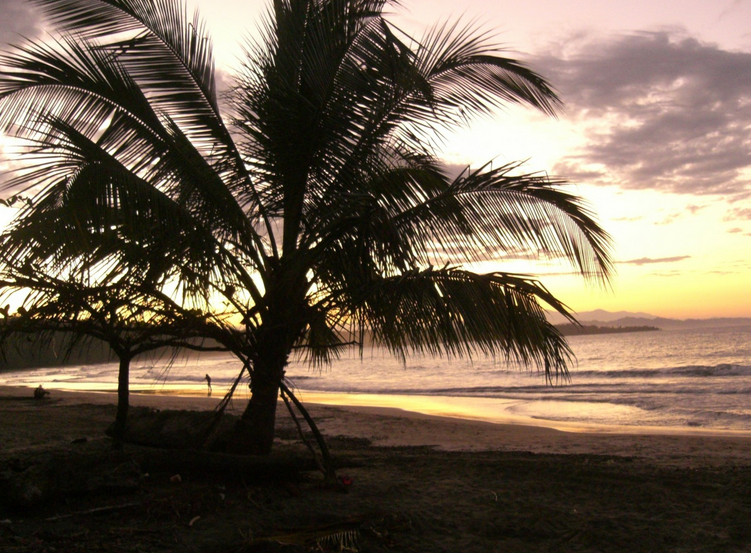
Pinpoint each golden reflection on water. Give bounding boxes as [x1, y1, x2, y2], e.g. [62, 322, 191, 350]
[13, 381, 751, 437]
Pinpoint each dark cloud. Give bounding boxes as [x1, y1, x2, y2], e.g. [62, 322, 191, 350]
[619, 256, 691, 265]
[539, 31, 751, 197]
[421, 241, 562, 265]
[0, 0, 43, 45]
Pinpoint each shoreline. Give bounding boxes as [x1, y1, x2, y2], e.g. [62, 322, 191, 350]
[5, 382, 751, 438]
[3, 384, 751, 467]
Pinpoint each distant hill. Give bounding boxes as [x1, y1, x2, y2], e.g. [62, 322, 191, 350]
[547, 310, 751, 330]
[0, 332, 115, 371]
[556, 323, 660, 336]
[0, 332, 223, 371]
[546, 309, 651, 325]
[604, 316, 751, 330]
[572, 309, 657, 323]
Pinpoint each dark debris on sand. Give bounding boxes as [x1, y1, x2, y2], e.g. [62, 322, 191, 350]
[1, 402, 751, 552]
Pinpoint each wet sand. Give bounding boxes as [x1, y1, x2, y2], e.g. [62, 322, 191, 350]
[3, 385, 750, 467]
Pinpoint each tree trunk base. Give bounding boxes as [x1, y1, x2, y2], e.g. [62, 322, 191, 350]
[222, 419, 275, 455]
[230, 378, 280, 455]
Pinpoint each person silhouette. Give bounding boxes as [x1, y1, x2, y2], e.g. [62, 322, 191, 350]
[205, 374, 212, 396]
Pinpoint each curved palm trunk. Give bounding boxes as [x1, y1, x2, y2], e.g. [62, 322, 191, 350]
[233, 374, 282, 455]
[226, 353, 287, 455]
[226, 325, 294, 454]
[112, 351, 132, 450]
[227, 276, 306, 455]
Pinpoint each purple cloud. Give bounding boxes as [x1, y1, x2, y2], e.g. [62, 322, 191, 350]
[0, 0, 42, 44]
[619, 256, 691, 265]
[723, 207, 751, 221]
[537, 31, 751, 197]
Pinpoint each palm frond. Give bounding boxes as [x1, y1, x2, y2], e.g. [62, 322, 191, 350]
[1, 118, 237, 298]
[31, 0, 277, 243]
[315, 265, 574, 380]
[0, 34, 164, 141]
[391, 162, 614, 282]
[32, 0, 219, 114]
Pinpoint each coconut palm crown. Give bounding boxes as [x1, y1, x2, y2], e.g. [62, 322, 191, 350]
[0, 0, 613, 453]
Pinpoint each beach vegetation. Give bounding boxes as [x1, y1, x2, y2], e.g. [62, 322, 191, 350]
[0, 266, 229, 447]
[0, 0, 612, 455]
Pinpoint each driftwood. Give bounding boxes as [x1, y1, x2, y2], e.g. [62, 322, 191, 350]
[1, 444, 362, 514]
[0, 445, 140, 513]
[104, 406, 237, 450]
[126, 444, 323, 477]
[45, 501, 143, 521]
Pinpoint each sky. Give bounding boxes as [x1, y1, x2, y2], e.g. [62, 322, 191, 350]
[0, 0, 750, 319]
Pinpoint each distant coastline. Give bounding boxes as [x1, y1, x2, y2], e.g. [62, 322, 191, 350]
[556, 323, 660, 336]
[547, 309, 751, 330]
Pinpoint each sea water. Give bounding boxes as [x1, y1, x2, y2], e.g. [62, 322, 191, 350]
[2, 324, 751, 434]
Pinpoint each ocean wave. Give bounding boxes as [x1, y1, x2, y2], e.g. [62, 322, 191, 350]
[574, 363, 751, 379]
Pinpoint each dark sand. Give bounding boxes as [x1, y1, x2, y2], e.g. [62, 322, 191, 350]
[2, 386, 751, 552]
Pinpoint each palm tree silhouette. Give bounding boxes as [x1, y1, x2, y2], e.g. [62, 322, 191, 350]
[0, 0, 612, 454]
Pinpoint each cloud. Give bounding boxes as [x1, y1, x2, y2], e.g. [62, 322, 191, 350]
[652, 203, 708, 225]
[655, 212, 682, 226]
[0, 0, 43, 45]
[718, 0, 750, 21]
[649, 270, 685, 277]
[539, 31, 751, 197]
[685, 204, 708, 214]
[723, 206, 751, 221]
[619, 256, 691, 265]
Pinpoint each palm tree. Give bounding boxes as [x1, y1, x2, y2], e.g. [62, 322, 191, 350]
[0, 0, 612, 454]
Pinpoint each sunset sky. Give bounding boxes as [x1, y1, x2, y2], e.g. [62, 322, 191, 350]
[1, 0, 750, 319]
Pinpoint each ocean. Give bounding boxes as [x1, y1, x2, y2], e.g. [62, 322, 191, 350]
[3, 324, 751, 435]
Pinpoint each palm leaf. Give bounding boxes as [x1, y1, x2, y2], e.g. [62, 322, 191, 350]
[31, 0, 277, 247]
[313, 265, 574, 380]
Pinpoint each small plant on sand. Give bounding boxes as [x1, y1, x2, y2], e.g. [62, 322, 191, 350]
[0, 0, 612, 454]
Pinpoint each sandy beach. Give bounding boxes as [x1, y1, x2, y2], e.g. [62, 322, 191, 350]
[2, 384, 751, 552]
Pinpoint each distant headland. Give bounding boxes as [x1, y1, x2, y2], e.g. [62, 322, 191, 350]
[555, 323, 660, 336]
[547, 309, 751, 331]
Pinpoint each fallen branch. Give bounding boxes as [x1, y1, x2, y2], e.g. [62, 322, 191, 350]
[122, 444, 364, 478]
[45, 502, 142, 521]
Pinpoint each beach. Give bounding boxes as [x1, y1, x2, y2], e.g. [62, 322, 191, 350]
[2, 385, 751, 552]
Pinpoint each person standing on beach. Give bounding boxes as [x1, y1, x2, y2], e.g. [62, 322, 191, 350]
[205, 374, 212, 396]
